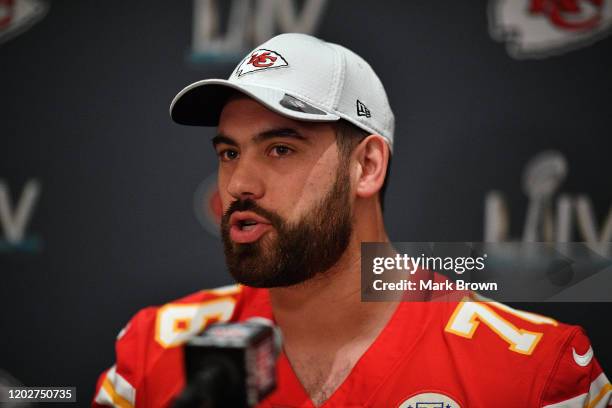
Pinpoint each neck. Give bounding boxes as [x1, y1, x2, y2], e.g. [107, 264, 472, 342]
[269, 199, 396, 345]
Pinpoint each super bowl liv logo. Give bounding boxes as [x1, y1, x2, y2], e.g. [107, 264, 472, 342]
[484, 151, 611, 254]
[0, 179, 41, 253]
[190, 0, 328, 63]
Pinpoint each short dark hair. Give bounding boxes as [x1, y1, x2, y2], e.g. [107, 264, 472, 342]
[333, 119, 391, 211]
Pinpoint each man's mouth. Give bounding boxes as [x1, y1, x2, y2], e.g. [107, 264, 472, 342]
[238, 219, 258, 230]
[228, 211, 273, 243]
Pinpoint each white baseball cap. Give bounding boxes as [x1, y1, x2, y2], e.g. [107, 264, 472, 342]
[170, 33, 395, 151]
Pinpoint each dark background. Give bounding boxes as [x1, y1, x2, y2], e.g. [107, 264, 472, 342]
[1, 0, 611, 405]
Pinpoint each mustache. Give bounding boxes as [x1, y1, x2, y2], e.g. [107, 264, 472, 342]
[221, 199, 284, 229]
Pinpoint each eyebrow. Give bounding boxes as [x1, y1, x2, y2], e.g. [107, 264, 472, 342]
[254, 127, 309, 143]
[212, 134, 237, 148]
[212, 127, 309, 148]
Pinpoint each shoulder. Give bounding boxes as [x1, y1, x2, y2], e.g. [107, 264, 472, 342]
[442, 293, 571, 356]
[121, 284, 271, 343]
[114, 284, 272, 351]
[93, 284, 271, 407]
[539, 325, 611, 407]
[439, 294, 611, 406]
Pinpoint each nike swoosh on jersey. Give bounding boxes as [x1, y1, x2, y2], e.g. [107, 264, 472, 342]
[572, 346, 594, 367]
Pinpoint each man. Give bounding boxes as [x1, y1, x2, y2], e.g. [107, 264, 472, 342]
[93, 33, 611, 407]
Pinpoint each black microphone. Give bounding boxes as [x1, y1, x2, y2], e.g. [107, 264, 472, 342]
[173, 318, 281, 408]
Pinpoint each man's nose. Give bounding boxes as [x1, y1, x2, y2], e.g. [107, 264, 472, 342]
[226, 156, 265, 201]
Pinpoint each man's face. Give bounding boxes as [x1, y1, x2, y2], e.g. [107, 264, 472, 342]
[214, 97, 353, 287]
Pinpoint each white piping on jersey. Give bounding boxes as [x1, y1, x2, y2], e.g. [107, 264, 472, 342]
[543, 372, 612, 408]
[94, 365, 136, 408]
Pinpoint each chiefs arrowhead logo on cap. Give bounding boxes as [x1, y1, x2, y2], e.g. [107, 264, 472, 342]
[234, 49, 289, 77]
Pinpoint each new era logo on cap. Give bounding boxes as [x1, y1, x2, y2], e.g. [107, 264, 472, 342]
[234, 49, 289, 77]
[356, 100, 371, 118]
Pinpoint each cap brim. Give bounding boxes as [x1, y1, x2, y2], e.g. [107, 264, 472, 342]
[170, 79, 340, 126]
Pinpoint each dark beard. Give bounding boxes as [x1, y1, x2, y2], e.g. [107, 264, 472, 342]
[220, 163, 353, 288]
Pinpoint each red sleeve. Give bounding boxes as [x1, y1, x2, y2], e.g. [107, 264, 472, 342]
[92, 285, 247, 407]
[92, 307, 157, 408]
[541, 328, 612, 407]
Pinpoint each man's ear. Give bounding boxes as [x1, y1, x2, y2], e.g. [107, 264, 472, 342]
[352, 135, 389, 199]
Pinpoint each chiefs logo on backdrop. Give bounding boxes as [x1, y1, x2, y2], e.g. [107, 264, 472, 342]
[193, 173, 223, 237]
[489, 0, 612, 58]
[0, 0, 48, 44]
[234, 49, 289, 77]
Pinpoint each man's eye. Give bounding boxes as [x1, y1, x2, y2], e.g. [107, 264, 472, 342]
[270, 145, 293, 157]
[218, 149, 239, 161]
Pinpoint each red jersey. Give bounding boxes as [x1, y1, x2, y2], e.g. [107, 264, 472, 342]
[93, 284, 611, 407]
